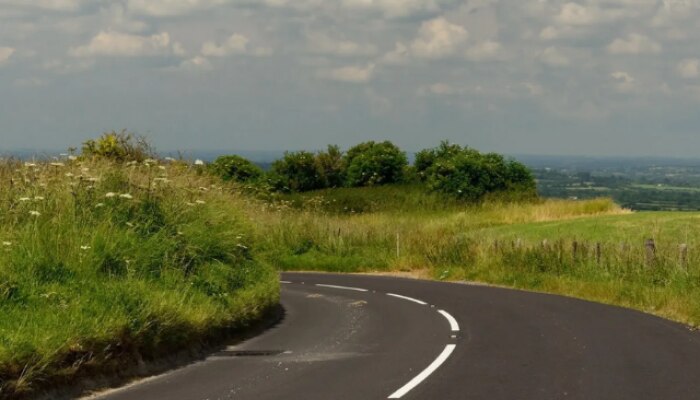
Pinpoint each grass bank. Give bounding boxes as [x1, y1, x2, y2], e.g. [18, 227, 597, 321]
[0, 159, 279, 399]
[252, 185, 700, 327]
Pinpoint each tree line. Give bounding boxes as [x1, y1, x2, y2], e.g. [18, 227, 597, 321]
[211, 140, 536, 201]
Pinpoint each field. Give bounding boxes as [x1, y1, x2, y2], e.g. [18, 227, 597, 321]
[252, 185, 700, 327]
[0, 159, 279, 398]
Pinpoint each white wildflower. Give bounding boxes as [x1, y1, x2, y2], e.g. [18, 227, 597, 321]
[105, 192, 116, 198]
[29, 211, 41, 217]
[68, 155, 78, 161]
[186, 202, 195, 207]
[50, 162, 65, 167]
[195, 200, 206, 205]
[126, 222, 134, 227]
[18, 197, 31, 202]
[198, 187, 209, 192]
[95, 203, 105, 208]
[2, 242, 11, 247]
[119, 193, 133, 199]
[194, 159, 204, 166]
[80, 245, 91, 251]
[24, 163, 37, 168]
[34, 196, 45, 201]
[158, 166, 166, 170]
[236, 244, 248, 250]
[65, 173, 74, 178]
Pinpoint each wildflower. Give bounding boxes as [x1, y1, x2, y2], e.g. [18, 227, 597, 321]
[29, 211, 41, 217]
[194, 159, 205, 166]
[68, 155, 78, 161]
[195, 200, 206, 205]
[2, 242, 11, 246]
[65, 173, 74, 178]
[164, 157, 176, 162]
[105, 192, 116, 198]
[198, 187, 209, 192]
[119, 193, 133, 199]
[186, 202, 195, 207]
[80, 245, 91, 250]
[50, 162, 65, 167]
[34, 196, 45, 201]
[126, 222, 134, 227]
[95, 203, 105, 208]
[19, 197, 31, 202]
[236, 244, 248, 250]
[158, 166, 166, 170]
[24, 162, 37, 167]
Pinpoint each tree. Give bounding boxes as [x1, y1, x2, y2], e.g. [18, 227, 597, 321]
[271, 151, 325, 192]
[315, 145, 345, 188]
[82, 130, 154, 162]
[344, 141, 408, 187]
[209, 155, 263, 183]
[418, 141, 536, 201]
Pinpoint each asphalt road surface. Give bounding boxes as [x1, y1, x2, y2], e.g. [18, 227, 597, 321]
[90, 272, 700, 400]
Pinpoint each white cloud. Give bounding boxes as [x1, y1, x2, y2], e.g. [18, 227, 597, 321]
[465, 41, 503, 62]
[0, 47, 15, 65]
[607, 34, 661, 55]
[324, 63, 375, 83]
[677, 59, 700, 79]
[0, 0, 85, 12]
[201, 34, 248, 57]
[555, 3, 603, 26]
[70, 31, 176, 58]
[539, 46, 569, 67]
[127, 0, 227, 17]
[201, 34, 272, 57]
[178, 56, 213, 71]
[381, 42, 409, 65]
[539, 26, 559, 40]
[610, 71, 635, 92]
[341, 0, 446, 19]
[410, 17, 468, 59]
[306, 32, 377, 57]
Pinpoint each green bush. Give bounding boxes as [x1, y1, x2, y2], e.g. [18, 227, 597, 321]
[210, 155, 263, 183]
[316, 145, 346, 188]
[81, 130, 154, 163]
[344, 141, 408, 187]
[417, 141, 536, 201]
[271, 151, 325, 192]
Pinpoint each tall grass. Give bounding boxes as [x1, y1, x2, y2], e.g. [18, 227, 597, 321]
[0, 158, 278, 398]
[251, 189, 700, 326]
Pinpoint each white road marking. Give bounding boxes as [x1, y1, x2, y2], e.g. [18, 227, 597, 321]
[387, 344, 457, 399]
[386, 293, 427, 305]
[280, 281, 292, 284]
[438, 310, 460, 332]
[315, 284, 368, 292]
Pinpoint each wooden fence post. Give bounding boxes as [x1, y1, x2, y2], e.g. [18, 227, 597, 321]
[572, 241, 578, 261]
[645, 239, 656, 267]
[541, 239, 549, 251]
[679, 244, 688, 270]
[595, 242, 602, 265]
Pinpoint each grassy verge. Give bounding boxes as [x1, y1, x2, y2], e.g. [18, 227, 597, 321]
[252, 185, 700, 327]
[0, 159, 279, 399]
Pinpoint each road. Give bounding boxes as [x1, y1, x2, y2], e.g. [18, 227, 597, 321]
[91, 272, 700, 400]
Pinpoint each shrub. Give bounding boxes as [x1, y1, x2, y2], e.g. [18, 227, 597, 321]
[210, 155, 263, 183]
[418, 141, 536, 201]
[271, 151, 325, 192]
[344, 141, 408, 187]
[81, 130, 154, 162]
[316, 145, 346, 188]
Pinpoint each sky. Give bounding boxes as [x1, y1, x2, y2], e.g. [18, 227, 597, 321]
[1, 0, 700, 156]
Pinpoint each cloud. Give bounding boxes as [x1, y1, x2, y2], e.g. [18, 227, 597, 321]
[539, 46, 569, 67]
[610, 71, 635, 92]
[607, 34, 661, 55]
[178, 55, 213, 71]
[323, 63, 375, 83]
[381, 42, 409, 65]
[201, 34, 248, 57]
[201, 34, 272, 57]
[0, 0, 86, 12]
[340, 0, 449, 19]
[0, 47, 15, 65]
[410, 17, 468, 59]
[126, 0, 227, 17]
[555, 2, 603, 26]
[70, 31, 178, 58]
[306, 32, 378, 57]
[677, 59, 700, 79]
[465, 41, 503, 62]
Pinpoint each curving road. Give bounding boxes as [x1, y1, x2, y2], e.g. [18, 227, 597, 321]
[90, 272, 700, 400]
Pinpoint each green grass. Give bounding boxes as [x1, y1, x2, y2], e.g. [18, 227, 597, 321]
[251, 185, 700, 327]
[0, 159, 279, 398]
